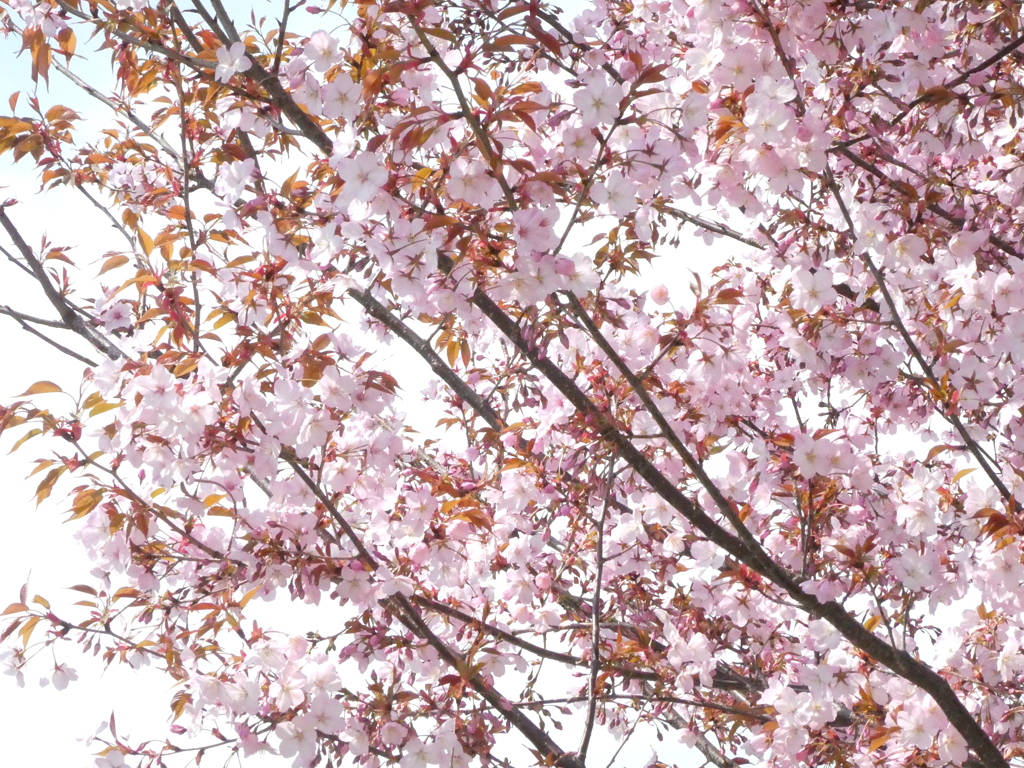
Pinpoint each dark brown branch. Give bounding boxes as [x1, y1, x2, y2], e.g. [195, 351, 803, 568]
[458, 266, 1009, 768]
[190, 33, 1009, 768]
[0, 208, 124, 361]
[347, 289, 505, 430]
[285, 456, 585, 768]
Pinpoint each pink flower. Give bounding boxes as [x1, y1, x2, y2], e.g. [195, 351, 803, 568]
[99, 301, 133, 332]
[333, 151, 388, 204]
[512, 207, 560, 254]
[270, 664, 308, 709]
[886, 234, 927, 266]
[573, 78, 624, 125]
[321, 75, 361, 122]
[379, 720, 408, 746]
[792, 267, 837, 313]
[896, 704, 941, 750]
[562, 125, 597, 161]
[132, 364, 179, 410]
[447, 158, 502, 207]
[792, 433, 834, 477]
[304, 30, 339, 72]
[745, 102, 793, 145]
[215, 42, 251, 83]
[649, 284, 670, 305]
[300, 694, 343, 733]
[276, 720, 318, 763]
[684, 43, 723, 78]
[94, 750, 126, 768]
[892, 548, 939, 592]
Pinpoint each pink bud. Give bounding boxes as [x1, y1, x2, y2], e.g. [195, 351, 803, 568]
[650, 284, 670, 305]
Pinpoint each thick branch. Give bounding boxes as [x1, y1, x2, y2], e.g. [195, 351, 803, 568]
[285, 455, 585, 768]
[347, 288, 504, 430]
[457, 264, 1008, 768]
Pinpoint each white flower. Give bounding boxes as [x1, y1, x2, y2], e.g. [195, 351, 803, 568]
[893, 548, 937, 592]
[215, 42, 251, 83]
[332, 151, 388, 203]
[322, 75, 361, 122]
[792, 267, 837, 313]
[447, 158, 501, 207]
[215, 158, 256, 203]
[595, 169, 637, 217]
[0, 648, 25, 687]
[573, 78, 624, 125]
[304, 30, 339, 72]
[95, 750, 126, 768]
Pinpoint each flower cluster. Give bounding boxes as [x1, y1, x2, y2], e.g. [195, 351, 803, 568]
[3, 1, 1024, 768]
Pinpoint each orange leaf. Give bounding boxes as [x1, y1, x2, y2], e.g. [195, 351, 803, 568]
[138, 229, 154, 256]
[19, 381, 61, 396]
[99, 254, 129, 275]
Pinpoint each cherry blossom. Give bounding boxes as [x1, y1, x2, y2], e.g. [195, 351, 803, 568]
[2, 2, 1024, 768]
[214, 42, 251, 83]
[303, 30, 339, 72]
[572, 77, 624, 125]
[321, 74, 361, 123]
[332, 151, 388, 205]
[214, 158, 256, 203]
[791, 267, 838, 313]
[446, 158, 501, 208]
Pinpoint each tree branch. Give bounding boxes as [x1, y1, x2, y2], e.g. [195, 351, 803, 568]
[578, 460, 614, 763]
[0, 207, 124, 361]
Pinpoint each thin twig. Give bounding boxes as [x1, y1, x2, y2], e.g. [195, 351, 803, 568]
[407, 17, 516, 208]
[578, 458, 615, 764]
[272, 0, 296, 74]
[823, 167, 1014, 506]
[0, 308, 98, 366]
[0, 304, 66, 328]
[657, 204, 765, 250]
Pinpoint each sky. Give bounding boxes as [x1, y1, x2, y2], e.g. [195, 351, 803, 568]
[0, 2, 738, 766]
[0, 15, 172, 765]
